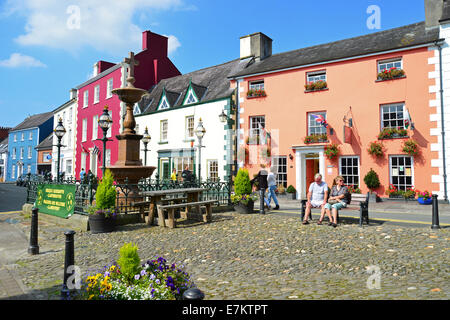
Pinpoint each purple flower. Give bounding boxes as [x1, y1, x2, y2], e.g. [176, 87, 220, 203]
[140, 270, 147, 276]
[155, 279, 160, 284]
[135, 274, 140, 280]
[150, 274, 156, 280]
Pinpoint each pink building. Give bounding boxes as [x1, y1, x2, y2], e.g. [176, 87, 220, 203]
[74, 31, 181, 179]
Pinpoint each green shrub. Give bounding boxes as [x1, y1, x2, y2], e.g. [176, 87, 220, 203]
[234, 168, 252, 196]
[95, 169, 116, 210]
[286, 185, 296, 193]
[363, 168, 380, 191]
[117, 243, 141, 284]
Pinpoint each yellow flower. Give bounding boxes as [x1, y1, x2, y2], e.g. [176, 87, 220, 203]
[88, 283, 93, 288]
[88, 294, 94, 300]
[100, 288, 105, 294]
[109, 265, 116, 272]
[106, 283, 112, 291]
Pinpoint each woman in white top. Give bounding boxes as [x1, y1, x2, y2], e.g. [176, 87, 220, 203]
[265, 167, 280, 210]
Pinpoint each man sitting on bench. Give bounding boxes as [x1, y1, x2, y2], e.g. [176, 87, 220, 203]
[302, 173, 328, 225]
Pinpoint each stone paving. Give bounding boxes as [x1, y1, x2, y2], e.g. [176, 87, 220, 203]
[4, 211, 450, 300]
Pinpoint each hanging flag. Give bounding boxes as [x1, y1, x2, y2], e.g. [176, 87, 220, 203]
[404, 108, 412, 129]
[311, 114, 328, 128]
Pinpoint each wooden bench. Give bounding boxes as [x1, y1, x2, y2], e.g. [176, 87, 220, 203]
[301, 192, 370, 226]
[132, 201, 151, 222]
[156, 200, 218, 228]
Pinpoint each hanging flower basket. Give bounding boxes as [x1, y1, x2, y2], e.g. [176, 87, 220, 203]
[324, 143, 339, 160]
[402, 139, 419, 156]
[367, 141, 384, 158]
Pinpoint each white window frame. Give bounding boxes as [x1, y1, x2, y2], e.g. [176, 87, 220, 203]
[27, 165, 31, 174]
[106, 110, 112, 138]
[92, 115, 98, 140]
[28, 146, 32, 159]
[272, 156, 288, 188]
[66, 159, 72, 175]
[12, 165, 15, 179]
[105, 149, 111, 167]
[12, 147, 16, 159]
[160, 120, 168, 142]
[106, 78, 113, 98]
[81, 152, 87, 172]
[389, 155, 414, 192]
[249, 80, 265, 91]
[83, 90, 89, 108]
[29, 132, 33, 140]
[82, 118, 87, 142]
[94, 85, 100, 104]
[20, 147, 24, 159]
[381, 103, 406, 130]
[378, 58, 403, 73]
[185, 116, 194, 139]
[174, 157, 194, 173]
[307, 112, 327, 135]
[207, 159, 219, 182]
[21, 133, 24, 141]
[14, 134, 17, 142]
[249, 116, 265, 144]
[339, 156, 360, 188]
[307, 70, 326, 83]
[159, 96, 170, 110]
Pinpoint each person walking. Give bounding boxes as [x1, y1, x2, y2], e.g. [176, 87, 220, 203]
[302, 173, 328, 225]
[251, 164, 269, 214]
[321, 175, 350, 228]
[171, 168, 177, 182]
[265, 166, 280, 210]
[181, 165, 193, 187]
[80, 168, 86, 182]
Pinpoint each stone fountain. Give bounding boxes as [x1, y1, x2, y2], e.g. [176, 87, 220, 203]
[107, 52, 155, 185]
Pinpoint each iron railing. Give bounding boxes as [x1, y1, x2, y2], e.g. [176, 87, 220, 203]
[26, 177, 232, 216]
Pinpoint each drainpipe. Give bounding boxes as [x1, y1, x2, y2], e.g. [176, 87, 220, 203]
[235, 79, 242, 173]
[436, 40, 449, 203]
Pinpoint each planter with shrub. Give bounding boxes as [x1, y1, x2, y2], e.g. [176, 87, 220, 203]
[231, 168, 256, 214]
[363, 168, 380, 201]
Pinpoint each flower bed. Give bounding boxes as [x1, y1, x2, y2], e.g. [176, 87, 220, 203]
[81, 243, 194, 300]
[378, 127, 408, 140]
[377, 67, 405, 81]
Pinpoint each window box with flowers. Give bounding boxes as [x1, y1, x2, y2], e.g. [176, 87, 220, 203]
[304, 80, 328, 92]
[247, 89, 267, 98]
[377, 67, 406, 81]
[367, 141, 385, 158]
[378, 127, 408, 140]
[324, 143, 340, 160]
[304, 133, 328, 144]
[402, 139, 419, 157]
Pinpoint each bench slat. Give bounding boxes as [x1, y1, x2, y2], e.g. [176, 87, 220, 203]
[159, 200, 217, 209]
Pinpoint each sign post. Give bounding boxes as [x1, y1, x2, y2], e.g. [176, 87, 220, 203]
[35, 184, 76, 218]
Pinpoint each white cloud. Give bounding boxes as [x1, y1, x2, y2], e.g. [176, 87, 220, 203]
[167, 35, 181, 54]
[0, 53, 46, 68]
[4, 0, 186, 55]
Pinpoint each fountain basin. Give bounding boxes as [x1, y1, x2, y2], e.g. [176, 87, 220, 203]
[112, 87, 148, 104]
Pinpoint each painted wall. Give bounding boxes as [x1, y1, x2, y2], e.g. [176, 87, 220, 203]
[52, 99, 77, 178]
[135, 98, 231, 181]
[237, 46, 438, 198]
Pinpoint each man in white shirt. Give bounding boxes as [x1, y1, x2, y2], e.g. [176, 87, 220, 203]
[265, 166, 279, 210]
[302, 173, 328, 225]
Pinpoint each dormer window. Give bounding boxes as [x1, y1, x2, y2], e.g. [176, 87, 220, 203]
[185, 92, 197, 105]
[133, 103, 141, 115]
[159, 97, 169, 110]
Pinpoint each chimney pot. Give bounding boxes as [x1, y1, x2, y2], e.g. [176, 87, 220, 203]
[240, 32, 272, 61]
[425, 0, 444, 29]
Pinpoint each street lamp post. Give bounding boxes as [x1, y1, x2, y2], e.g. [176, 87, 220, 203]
[194, 118, 206, 183]
[98, 106, 113, 177]
[141, 127, 151, 166]
[54, 118, 66, 182]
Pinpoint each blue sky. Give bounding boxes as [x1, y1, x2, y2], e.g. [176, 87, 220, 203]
[0, 0, 426, 128]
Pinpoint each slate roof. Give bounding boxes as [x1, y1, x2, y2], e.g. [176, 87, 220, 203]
[138, 58, 252, 115]
[230, 21, 440, 78]
[0, 137, 8, 153]
[440, 0, 450, 22]
[35, 132, 53, 150]
[11, 112, 54, 132]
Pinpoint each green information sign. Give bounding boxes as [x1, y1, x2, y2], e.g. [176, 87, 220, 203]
[35, 184, 76, 219]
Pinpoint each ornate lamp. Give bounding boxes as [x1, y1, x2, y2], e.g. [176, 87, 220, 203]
[98, 106, 113, 176]
[54, 117, 66, 182]
[141, 126, 151, 166]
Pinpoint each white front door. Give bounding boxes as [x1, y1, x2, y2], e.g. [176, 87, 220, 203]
[294, 146, 325, 199]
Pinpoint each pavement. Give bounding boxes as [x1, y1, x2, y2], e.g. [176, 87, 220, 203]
[256, 196, 450, 228]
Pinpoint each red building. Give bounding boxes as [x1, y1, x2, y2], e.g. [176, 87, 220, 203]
[74, 31, 180, 179]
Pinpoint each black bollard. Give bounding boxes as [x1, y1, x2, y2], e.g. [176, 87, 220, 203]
[431, 194, 441, 230]
[28, 207, 39, 255]
[182, 287, 205, 300]
[259, 188, 265, 214]
[61, 230, 76, 300]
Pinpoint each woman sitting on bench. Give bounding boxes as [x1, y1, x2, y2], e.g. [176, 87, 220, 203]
[318, 175, 350, 228]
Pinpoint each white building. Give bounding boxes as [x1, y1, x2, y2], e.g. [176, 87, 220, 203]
[0, 137, 8, 182]
[51, 89, 78, 179]
[135, 59, 251, 181]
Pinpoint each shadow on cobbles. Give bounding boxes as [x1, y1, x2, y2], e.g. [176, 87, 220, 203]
[0, 284, 63, 300]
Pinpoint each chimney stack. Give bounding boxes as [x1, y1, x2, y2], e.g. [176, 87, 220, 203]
[425, 0, 444, 29]
[142, 31, 168, 57]
[69, 88, 77, 100]
[240, 32, 272, 61]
